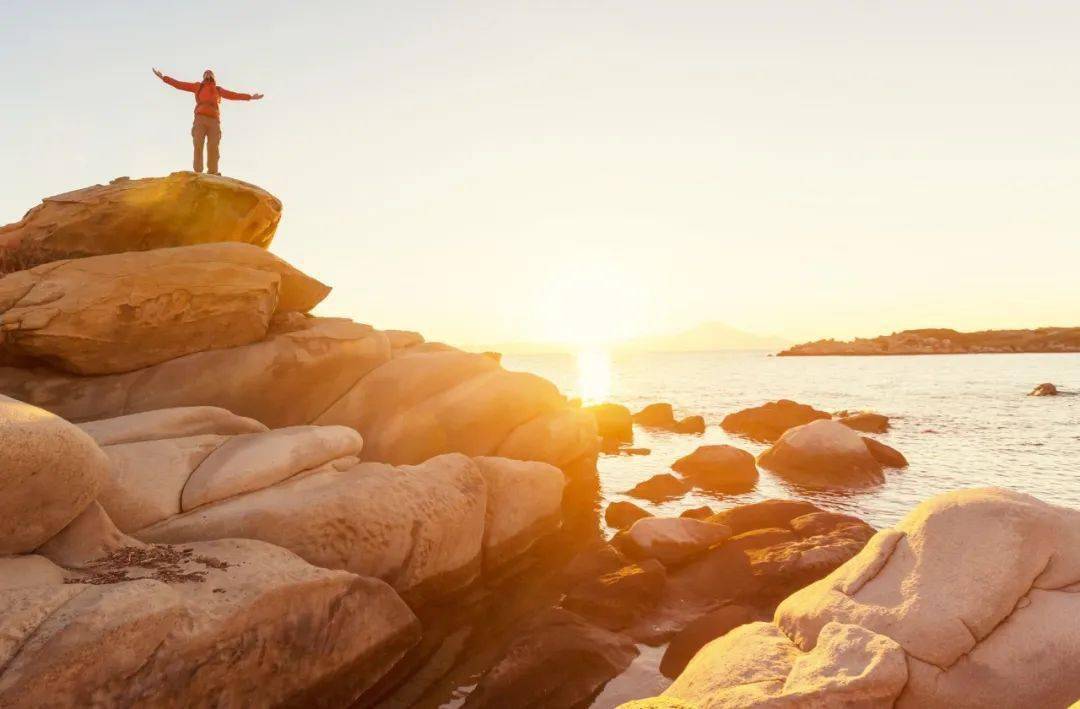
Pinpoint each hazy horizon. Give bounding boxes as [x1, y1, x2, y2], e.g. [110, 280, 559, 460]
[4, 1, 1080, 348]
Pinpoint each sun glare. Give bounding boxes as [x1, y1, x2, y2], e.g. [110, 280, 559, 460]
[576, 347, 612, 404]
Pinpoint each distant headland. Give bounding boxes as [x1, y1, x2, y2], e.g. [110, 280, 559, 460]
[778, 327, 1080, 356]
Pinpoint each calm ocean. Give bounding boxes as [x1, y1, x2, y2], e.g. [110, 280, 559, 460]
[503, 350, 1080, 528]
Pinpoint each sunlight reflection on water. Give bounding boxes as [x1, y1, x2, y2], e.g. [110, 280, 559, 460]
[576, 348, 613, 405]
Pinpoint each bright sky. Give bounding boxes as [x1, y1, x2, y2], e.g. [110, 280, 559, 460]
[3, 1, 1079, 347]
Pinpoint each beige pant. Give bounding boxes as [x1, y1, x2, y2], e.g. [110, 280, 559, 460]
[191, 115, 222, 174]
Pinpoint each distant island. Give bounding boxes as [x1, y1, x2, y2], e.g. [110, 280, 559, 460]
[778, 327, 1080, 356]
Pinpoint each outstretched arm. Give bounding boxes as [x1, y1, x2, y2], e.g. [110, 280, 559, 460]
[219, 86, 264, 101]
[152, 68, 198, 92]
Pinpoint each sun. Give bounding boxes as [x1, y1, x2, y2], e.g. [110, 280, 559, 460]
[530, 261, 646, 348]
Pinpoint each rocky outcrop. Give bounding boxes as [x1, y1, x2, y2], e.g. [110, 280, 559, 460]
[0, 173, 281, 264]
[672, 444, 757, 492]
[0, 243, 329, 375]
[644, 488, 1080, 708]
[0, 538, 419, 708]
[780, 326, 1080, 355]
[721, 399, 831, 442]
[0, 394, 108, 553]
[463, 608, 637, 709]
[757, 419, 885, 488]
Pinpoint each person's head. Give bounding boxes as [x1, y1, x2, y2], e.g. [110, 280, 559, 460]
[203, 69, 215, 83]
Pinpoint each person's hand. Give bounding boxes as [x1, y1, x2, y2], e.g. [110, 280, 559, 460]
[152, 68, 164, 79]
[251, 93, 264, 100]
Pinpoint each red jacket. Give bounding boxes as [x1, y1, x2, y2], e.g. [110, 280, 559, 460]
[162, 76, 253, 119]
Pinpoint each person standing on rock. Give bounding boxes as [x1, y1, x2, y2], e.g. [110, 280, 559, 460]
[152, 68, 263, 176]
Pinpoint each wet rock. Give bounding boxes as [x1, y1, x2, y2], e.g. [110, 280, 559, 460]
[1029, 382, 1058, 396]
[0, 172, 282, 264]
[632, 403, 676, 428]
[463, 608, 637, 708]
[757, 419, 884, 488]
[0, 394, 108, 554]
[862, 436, 908, 468]
[680, 505, 715, 520]
[626, 473, 691, 502]
[622, 517, 732, 566]
[605, 500, 653, 530]
[562, 559, 666, 629]
[707, 499, 821, 535]
[721, 399, 831, 442]
[672, 415, 706, 434]
[659, 604, 757, 678]
[672, 444, 757, 492]
[562, 542, 630, 585]
[584, 403, 633, 442]
[836, 410, 890, 433]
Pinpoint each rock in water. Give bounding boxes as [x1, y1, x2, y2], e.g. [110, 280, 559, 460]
[862, 436, 908, 468]
[0, 173, 281, 265]
[626, 473, 691, 502]
[721, 399, 831, 442]
[672, 444, 758, 492]
[757, 419, 884, 488]
[561, 559, 666, 630]
[0, 243, 329, 375]
[632, 403, 676, 427]
[605, 500, 653, 530]
[639, 488, 1080, 707]
[672, 415, 706, 434]
[622, 517, 732, 566]
[0, 394, 108, 553]
[1030, 382, 1059, 396]
[584, 402, 634, 442]
[463, 608, 637, 708]
[707, 498, 822, 535]
[836, 410, 890, 433]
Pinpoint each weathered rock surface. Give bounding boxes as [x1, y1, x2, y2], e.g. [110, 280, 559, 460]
[0, 173, 282, 263]
[0, 538, 420, 708]
[622, 517, 732, 566]
[0, 243, 329, 375]
[464, 608, 637, 708]
[562, 559, 666, 630]
[659, 604, 757, 678]
[0, 555, 65, 590]
[626, 473, 691, 502]
[605, 500, 653, 530]
[78, 406, 267, 446]
[474, 456, 565, 570]
[632, 403, 676, 428]
[136, 453, 490, 603]
[584, 402, 634, 442]
[721, 399, 831, 442]
[35, 501, 143, 568]
[836, 410, 890, 433]
[0, 394, 108, 554]
[672, 444, 757, 492]
[0, 317, 392, 426]
[862, 436, 908, 468]
[180, 424, 363, 511]
[758, 419, 885, 488]
[629, 621, 907, 707]
[645, 488, 1080, 708]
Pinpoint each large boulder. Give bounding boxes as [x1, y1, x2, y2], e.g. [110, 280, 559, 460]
[0, 317, 392, 426]
[621, 517, 732, 566]
[862, 436, 908, 468]
[721, 399, 831, 442]
[0, 243, 329, 375]
[135, 453, 490, 603]
[659, 604, 757, 678]
[0, 173, 281, 264]
[1030, 382, 1059, 396]
[773, 488, 1080, 707]
[0, 537, 420, 707]
[836, 410, 890, 433]
[757, 419, 885, 488]
[626, 473, 691, 502]
[672, 444, 758, 492]
[632, 403, 675, 428]
[0, 394, 108, 554]
[605, 500, 653, 530]
[583, 403, 633, 442]
[463, 608, 637, 708]
[474, 456, 566, 570]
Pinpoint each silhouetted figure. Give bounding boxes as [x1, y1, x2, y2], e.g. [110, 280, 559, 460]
[153, 68, 264, 175]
